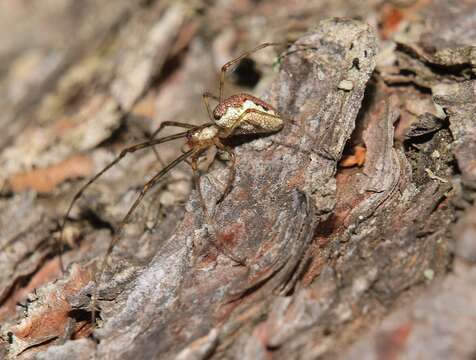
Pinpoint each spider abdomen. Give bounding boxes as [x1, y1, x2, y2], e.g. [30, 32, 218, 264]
[213, 94, 283, 134]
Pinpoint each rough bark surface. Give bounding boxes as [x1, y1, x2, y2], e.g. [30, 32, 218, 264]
[0, 1, 475, 359]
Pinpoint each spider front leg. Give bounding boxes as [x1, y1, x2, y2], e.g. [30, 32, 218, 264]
[219, 42, 280, 101]
[222, 108, 285, 138]
[202, 92, 219, 121]
[217, 41, 320, 102]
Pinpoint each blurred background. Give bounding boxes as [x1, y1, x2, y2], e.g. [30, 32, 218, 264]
[1, 0, 476, 359]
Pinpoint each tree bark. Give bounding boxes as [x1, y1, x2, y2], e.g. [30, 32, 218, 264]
[0, 1, 475, 359]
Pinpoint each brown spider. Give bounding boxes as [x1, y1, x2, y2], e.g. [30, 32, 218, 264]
[59, 42, 301, 320]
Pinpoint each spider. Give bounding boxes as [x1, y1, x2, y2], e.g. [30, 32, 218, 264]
[59, 41, 306, 321]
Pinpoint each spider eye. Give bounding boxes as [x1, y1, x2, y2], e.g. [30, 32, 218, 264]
[212, 106, 222, 120]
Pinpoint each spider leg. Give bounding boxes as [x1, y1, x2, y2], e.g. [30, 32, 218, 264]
[151, 121, 198, 138]
[202, 92, 219, 121]
[218, 42, 319, 101]
[180, 144, 193, 165]
[219, 42, 280, 102]
[58, 131, 190, 272]
[275, 43, 320, 64]
[206, 108, 282, 204]
[222, 108, 284, 138]
[191, 153, 245, 266]
[91, 148, 196, 323]
[191, 151, 210, 220]
[147, 121, 200, 166]
[214, 140, 236, 204]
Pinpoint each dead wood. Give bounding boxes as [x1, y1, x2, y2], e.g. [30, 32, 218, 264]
[0, 1, 475, 359]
